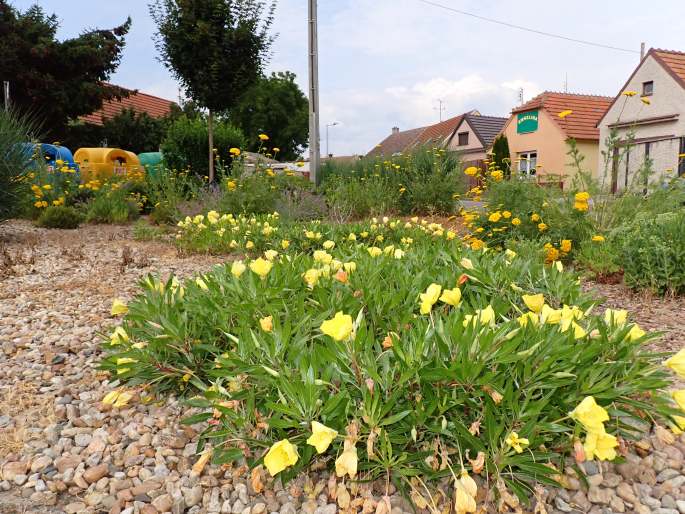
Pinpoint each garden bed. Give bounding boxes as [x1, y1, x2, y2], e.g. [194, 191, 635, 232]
[1, 220, 685, 514]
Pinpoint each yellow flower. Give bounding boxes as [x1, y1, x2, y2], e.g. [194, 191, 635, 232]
[111, 298, 128, 316]
[574, 201, 589, 212]
[110, 326, 129, 345]
[249, 258, 273, 279]
[367, 246, 382, 257]
[281, 239, 290, 250]
[258, 134, 270, 141]
[320, 311, 354, 341]
[464, 166, 479, 176]
[263, 439, 298, 476]
[511, 217, 521, 226]
[313, 250, 333, 264]
[335, 447, 358, 478]
[246, 241, 255, 249]
[531, 213, 540, 222]
[419, 283, 442, 314]
[439, 287, 462, 306]
[560, 239, 572, 253]
[116, 357, 137, 374]
[322, 240, 335, 250]
[42, 184, 52, 190]
[505, 432, 529, 453]
[575, 192, 590, 202]
[393, 248, 405, 259]
[522, 293, 544, 313]
[604, 309, 627, 326]
[231, 260, 246, 277]
[664, 349, 685, 378]
[102, 390, 121, 405]
[558, 109, 573, 119]
[229, 147, 241, 156]
[207, 210, 220, 224]
[460, 258, 473, 270]
[260, 316, 273, 332]
[627, 324, 646, 341]
[671, 390, 685, 411]
[303, 268, 321, 288]
[306, 421, 338, 454]
[570, 396, 609, 432]
[195, 277, 209, 290]
[102, 389, 133, 408]
[540, 304, 561, 324]
[488, 211, 501, 222]
[343, 261, 356, 273]
[517, 311, 538, 327]
[623, 90, 637, 96]
[264, 249, 279, 261]
[592, 235, 605, 243]
[641, 96, 651, 105]
[454, 482, 477, 513]
[537, 222, 548, 232]
[583, 430, 618, 461]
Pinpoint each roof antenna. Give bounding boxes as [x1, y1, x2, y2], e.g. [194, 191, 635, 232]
[564, 72, 568, 93]
[518, 88, 524, 105]
[434, 99, 446, 122]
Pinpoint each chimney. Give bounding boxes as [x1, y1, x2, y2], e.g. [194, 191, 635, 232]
[391, 126, 400, 134]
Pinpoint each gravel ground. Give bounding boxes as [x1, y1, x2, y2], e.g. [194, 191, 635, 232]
[1, 219, 685, 514]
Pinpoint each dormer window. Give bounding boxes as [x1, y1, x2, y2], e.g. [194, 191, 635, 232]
[457, 132, 469, 146]
[642, 81, 654, 96]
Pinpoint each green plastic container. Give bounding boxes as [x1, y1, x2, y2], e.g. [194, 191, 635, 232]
[138, 152, 163, 176]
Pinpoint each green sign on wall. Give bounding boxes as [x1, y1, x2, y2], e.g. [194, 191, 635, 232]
[517, 110, 539, 134]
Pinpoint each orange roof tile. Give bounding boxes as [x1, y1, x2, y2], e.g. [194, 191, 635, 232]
[651, 49, 685, 88]
[512, 92, 612, 140]
[413, 112, 473, 146]
[80, 85, 176, 126]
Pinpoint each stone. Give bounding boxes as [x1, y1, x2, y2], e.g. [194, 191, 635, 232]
[141, 505, 157, 514]
[609, 496, 625, 513]
[153, 493, 174, 512]
[13, 474, 28, 486]
[55, 455, 81, 473]
[252, 502, 267, 514]
[657, 469, 681, 482]
[615, 482, 636, 503]
[30, 455, 53, 473]
[587, 487, 613, 505]
[74, 432, 93, 447]
[65, 501, 87, 513]
[83, 463, 109, 483]
[232, 500, 245, 514]
[183, 485, 203, 507]
[314, 505, 337, 514]
[675, 500, 685, 514]
[1, 461, 29, 480]
[280, 503, 297, 514]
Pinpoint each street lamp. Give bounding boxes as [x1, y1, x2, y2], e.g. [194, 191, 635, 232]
[326, 121, 340, 157]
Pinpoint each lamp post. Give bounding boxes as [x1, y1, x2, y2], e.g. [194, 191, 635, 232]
[326, 121, 339, 157]
[308, 0, 320, 184]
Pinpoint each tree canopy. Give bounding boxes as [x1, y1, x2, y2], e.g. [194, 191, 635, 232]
[229, 71, 308, 161]
[0, 1, 131, 139]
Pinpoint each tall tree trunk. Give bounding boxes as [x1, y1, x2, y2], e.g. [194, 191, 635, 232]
[208, 109, 215, 183]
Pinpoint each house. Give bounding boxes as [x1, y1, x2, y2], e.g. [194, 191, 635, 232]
[80, 85, 177, 126]
[445, 112, 508, 168]
[597, 48, 685, 191]
[502, 92, 612, 182]
[366, 110, 479, 157]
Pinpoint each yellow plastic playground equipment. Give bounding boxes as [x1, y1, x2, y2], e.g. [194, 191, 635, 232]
[74, 148, 145, 181]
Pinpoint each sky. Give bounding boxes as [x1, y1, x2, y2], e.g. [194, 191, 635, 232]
[12, 0, 685, 156]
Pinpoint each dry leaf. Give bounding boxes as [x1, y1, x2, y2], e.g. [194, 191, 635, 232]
[496, 479, 520, 512]
[483, 385, 503, 404]
[468, 451, 485, 474]
[573, 439, 586, 463]
[191, 451, 211, 476]
[250, 466, 264, 494]
[468, 420, 481, 436]
[410, 489, 429, 510]
[337, 482, 351, 509]
[367, 427, 379, 459]
[375, 496, 391, 514]
[328, 474, 337, 501]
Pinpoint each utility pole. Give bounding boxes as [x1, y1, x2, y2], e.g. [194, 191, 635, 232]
[3, 81, 9, 111]
[518, 88, 524, 105]
[308, 0, 320, 184]
[640, 42, 646, 61]
[563, 72, 568, 93]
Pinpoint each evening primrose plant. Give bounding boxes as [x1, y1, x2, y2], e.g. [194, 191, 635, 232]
[100, 225, 680, 505]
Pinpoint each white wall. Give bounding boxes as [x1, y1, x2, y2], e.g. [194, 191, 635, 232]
[598, 55, 685, 189]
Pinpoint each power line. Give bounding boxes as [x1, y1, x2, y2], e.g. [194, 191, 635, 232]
[417, 0, 640, 54]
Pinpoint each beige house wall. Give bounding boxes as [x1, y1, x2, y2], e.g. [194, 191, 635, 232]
[598, 55, 685, 189]
[448, 119, 488, 168]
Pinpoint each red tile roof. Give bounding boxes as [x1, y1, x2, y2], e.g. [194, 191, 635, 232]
[367, 126, 427, 157]
[512, 92, 612, 140]
[80, 85, 176, 126]
[650, 49, 685, 88]
[413, 111, 476, 146]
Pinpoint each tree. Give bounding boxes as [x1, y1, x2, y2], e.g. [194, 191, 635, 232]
[149, 0, 276, 181]
[229, 71, 308, 161]
[491, 134, 512, 176]
[100, 108, 170, 154]
[0, 2, 131, 140]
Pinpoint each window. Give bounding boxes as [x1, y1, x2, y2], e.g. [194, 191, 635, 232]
[457, 132, 469, 146]
[643, 81, 654, 96]
[679, 137, 685, 177]
[518, 151, 537, 175]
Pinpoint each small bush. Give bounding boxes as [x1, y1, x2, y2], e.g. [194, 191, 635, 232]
[133, 220, 167, 241]
[0, 110, 39, 220]
[36, 205, 83, 229]
[162, 115, 245, 177]
[619, 211, 685, 295]
[86, 187, 140, 224]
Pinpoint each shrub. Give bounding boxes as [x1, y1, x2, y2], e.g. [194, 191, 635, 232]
[102, 218, 677, 502]
[0, 109, 38, 220]
[86, 185, 140, 224]
[132, 220, 167, 241]
[161, 115, 245, 177]
[36, 205, 84, 229]
[619, 211, 685, 295]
